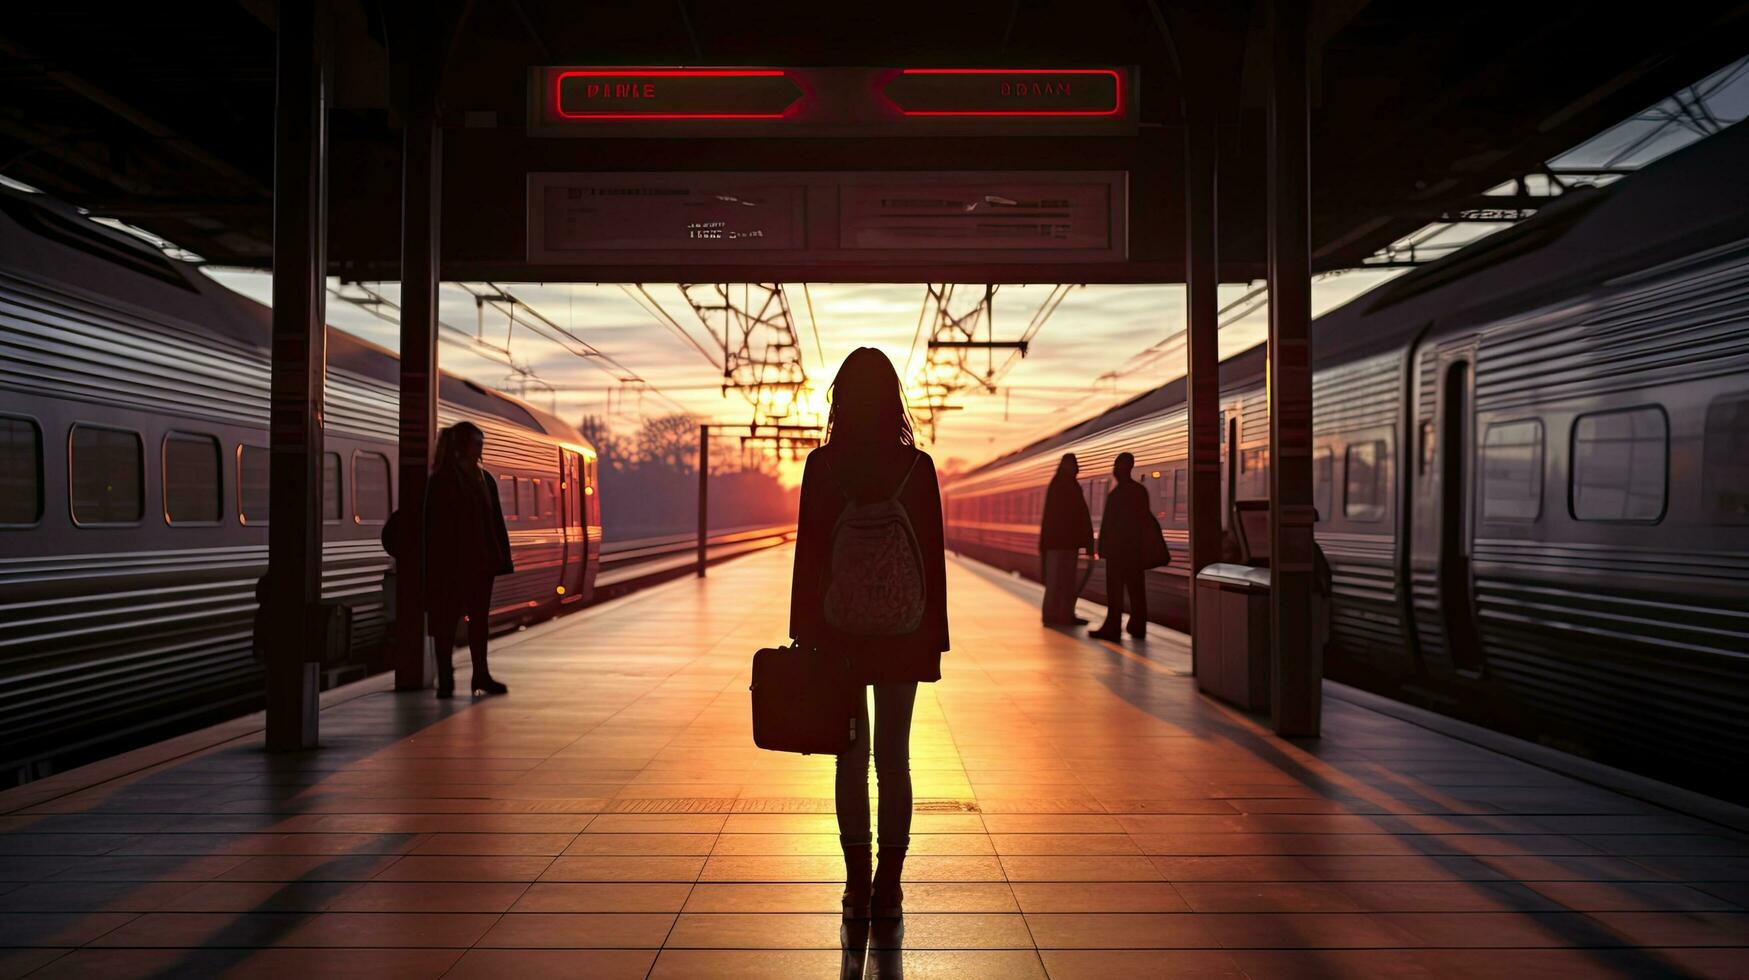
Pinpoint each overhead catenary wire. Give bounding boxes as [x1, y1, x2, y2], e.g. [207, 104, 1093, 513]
[902, 288, 931, 378]
[619, 283, 724, 369]
[333, 280, 695, 421]
[985, 282, 1078, 386]
[801, 282, 825, 368]
[475, 282, 697, 417]
[330, 281, 537, 377]
[986, 281, 1275, 455]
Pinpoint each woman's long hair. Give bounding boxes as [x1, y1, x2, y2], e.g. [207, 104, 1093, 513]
[433, 422, 483, 472]
[825, 347, 914, 447]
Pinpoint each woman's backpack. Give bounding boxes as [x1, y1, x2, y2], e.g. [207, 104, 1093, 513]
[822, 455, 927, 635]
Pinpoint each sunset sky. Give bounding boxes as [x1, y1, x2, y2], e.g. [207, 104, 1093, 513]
[204, 272, 1408, 482]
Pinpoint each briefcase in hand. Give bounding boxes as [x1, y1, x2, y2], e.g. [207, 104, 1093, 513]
[750, 643, 860, 755]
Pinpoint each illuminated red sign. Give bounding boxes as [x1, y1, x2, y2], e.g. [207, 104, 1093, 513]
[552, 69, 803, 120]
[881, 69, 1122, 117]
[530, 67, 1134, 135]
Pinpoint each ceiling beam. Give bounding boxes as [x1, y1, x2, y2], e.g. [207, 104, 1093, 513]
[0, 116, 162, 196]
[0, 34, 269, 195]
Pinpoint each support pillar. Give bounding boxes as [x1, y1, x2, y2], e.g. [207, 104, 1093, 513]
[394, 29, 443, 691]
[1265, 0, 1321, 737]
[265, 0, 329, 751]
[697, 426, 709, 577]
[1184, 109, 1221, 681]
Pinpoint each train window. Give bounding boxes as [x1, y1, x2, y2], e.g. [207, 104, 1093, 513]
[1, 416, 42, 526]
[353, 452, 391, 524]
[1572, 407, 1666, 522]
[1313, 447, 1333, 523]
[164, 432, 221, 524]
[239, 444, 268, 524]
[498, 474, 518, 519]
[517, 476, 537, 523]
[1419, 420, 1435, 475]
[1171, 467, 1188, 525]
[70, 424, 143, 525]
[1343, 440, 1385, 521]
[322, 453, 342, 523]
[1481, 420, 1543, 522]
[1702, 394, 1749, 523]
[237, 447, 343, 523]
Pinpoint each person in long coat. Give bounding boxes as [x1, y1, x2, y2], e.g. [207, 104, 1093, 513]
[1089, 452, 1153, 641]
[791, 347, 948, 922]
[1038, 453, 1094, 626]
[424, 421, 514, 698]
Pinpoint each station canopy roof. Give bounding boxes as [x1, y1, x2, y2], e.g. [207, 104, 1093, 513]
[1, 1, 1744, 283]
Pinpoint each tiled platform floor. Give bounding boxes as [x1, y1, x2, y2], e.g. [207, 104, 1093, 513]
[2, 548, 1746, 978]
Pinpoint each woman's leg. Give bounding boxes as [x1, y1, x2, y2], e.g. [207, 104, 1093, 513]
[835, 686, 875, 916]
[430, 606, 461, 694]
[1041, 550, 1060, 622]
[870, 682, 918, 916]
[1042, 549, 1068, 623]
[465, 579, 492, 681]
[1125, 564, 1149, 636]
[871, 682, 919, 849]
[1095, 558, 1126, 634]
[835, 686, 874, 848]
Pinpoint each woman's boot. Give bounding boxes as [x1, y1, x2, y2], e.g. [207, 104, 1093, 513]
[472, 675, 509, 696]
[471, 649, 508, 695]
[841, 842, 872, 919]
[871, 846, 906, 918]
[435, 653, 455, 700]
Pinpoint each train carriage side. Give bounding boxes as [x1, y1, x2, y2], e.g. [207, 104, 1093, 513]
[0, 191, 598, 782]
[942, 120, 1749, 801]
[1410, 243, 1749, 787]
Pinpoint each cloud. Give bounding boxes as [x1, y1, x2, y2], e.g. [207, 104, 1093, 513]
[199, 271, 1401, 469]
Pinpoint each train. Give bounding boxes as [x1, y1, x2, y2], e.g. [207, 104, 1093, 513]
[944, 120, 1749, 802]
[0, 187, 601, 784]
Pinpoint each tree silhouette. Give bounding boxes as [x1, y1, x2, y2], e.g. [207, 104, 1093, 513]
[636, 415, 698, 474]
[578, 415, 632, 472]
[575, 413, 798, 540]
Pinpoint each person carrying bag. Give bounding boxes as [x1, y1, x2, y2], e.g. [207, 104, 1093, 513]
[753, 347, 948, 922]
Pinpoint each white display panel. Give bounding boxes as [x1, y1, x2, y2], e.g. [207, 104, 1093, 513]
[528, 171, 1127, 266]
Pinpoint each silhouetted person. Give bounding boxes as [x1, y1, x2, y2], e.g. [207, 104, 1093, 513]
[1089, 452, 1152, 641]
[1039, 453, 1094, 626]
[791, 347, 948, 921]
[424, 421, 513, 698]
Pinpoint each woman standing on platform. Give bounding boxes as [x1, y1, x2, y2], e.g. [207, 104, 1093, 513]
[1039, 453, 1094, 626]
[790, 347, 950, 920]
[424, 421, 514, 699]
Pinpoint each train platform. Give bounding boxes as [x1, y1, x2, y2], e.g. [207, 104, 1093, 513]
[1, 550, 1746, 979]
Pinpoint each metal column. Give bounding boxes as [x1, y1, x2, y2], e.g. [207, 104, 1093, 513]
[697, 426, 709, 577]
[394, 29, 443, 691]
[1184, 110, 1221, 681]
[265, 0, 329, 751]
[1265, 0, 1321, 737]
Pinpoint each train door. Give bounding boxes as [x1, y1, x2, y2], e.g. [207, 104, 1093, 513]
[1222, 408, 1239, 531]
[558, 449, 586, 602]
[1411, 340, 1483, 675]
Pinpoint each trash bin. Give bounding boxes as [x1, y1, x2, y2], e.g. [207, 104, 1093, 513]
[1194, 562, 1271, 712]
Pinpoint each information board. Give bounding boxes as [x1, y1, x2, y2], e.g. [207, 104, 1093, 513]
[528, 172, 1127, 266]
[530, 178, 806, 255]
[838, 181, 1115, 251]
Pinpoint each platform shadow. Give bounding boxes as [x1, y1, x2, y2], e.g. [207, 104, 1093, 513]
[0, 679, 497, 976]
